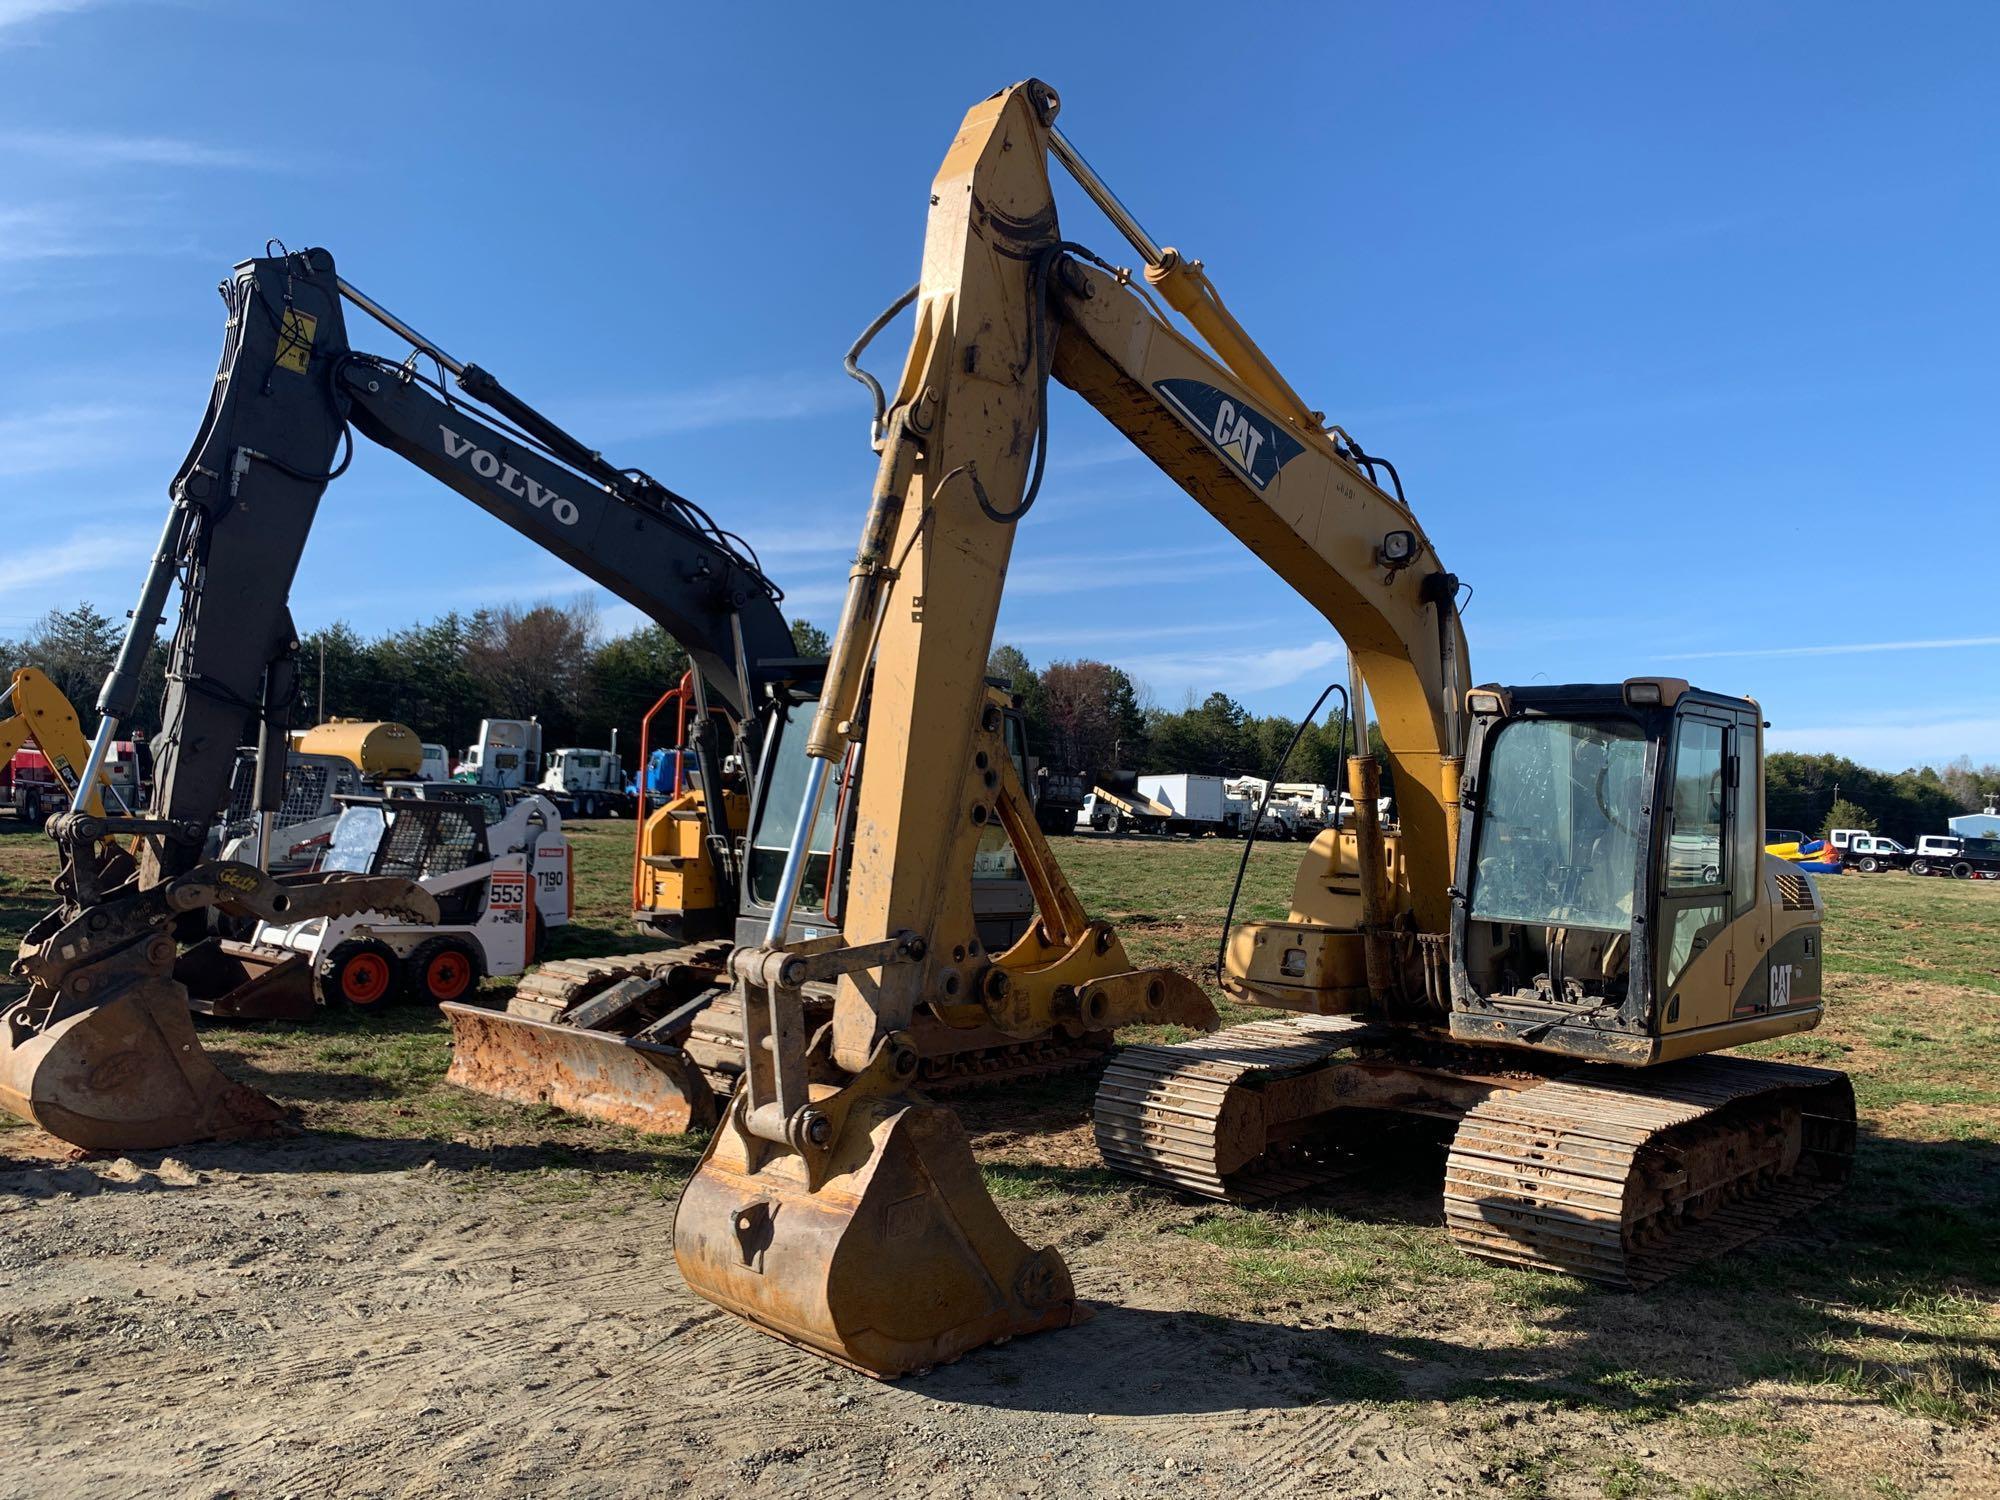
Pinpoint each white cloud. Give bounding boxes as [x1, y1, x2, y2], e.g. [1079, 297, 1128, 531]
[1674, 635, 2000, 662]
[0, 128, 261, 169]
[0, 202, 202, 264]
[0, 401, 154, 474]
[1120, 637, 1346, 704]
[1005, 545, 1258, 596]
[566, 373, 857, 440]
[0, 0, 99, 36]
[770, 580, 848, 615]
[0, 524, 149, 595]
[997, 616, 1289, 649]
[734, 524, 856, 561]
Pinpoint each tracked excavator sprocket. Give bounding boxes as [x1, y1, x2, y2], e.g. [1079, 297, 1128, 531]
[1095, 1016, 1854, 1286]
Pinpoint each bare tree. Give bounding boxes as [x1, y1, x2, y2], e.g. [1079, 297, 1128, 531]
[463, 597, 598, 740]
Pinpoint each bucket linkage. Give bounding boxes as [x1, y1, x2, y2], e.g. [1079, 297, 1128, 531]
[673, 933, 1080, 1378]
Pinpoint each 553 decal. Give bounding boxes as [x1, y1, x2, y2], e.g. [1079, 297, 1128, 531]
[1154, 378, 1305, 491]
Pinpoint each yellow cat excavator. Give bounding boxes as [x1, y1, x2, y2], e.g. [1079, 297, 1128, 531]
[672, 80, 1854, 1377]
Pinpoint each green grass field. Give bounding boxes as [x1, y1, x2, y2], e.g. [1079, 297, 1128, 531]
[2, 818, 1995, 1455]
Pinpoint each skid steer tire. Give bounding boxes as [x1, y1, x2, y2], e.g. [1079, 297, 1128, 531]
[408, 936, 482, 1007]
[318, 938, 401, 1012]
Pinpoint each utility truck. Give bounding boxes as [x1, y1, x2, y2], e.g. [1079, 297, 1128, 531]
[1910, 834, 2000, 879]
[1840, 834, 1912, 873]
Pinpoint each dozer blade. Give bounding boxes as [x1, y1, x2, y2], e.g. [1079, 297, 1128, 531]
[0, 982, 286, 1151]
[674, 1089, 1078, 1378]
[441, 1001, 717, 1135]
[177, 938, 314, 1020]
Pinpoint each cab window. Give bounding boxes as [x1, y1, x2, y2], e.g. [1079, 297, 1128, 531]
[1666, 718, 1725, 889]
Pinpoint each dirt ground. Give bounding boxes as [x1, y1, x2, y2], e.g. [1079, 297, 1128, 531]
[3, 1107, 1992, 1498]
[1, 830, 1995, 1498]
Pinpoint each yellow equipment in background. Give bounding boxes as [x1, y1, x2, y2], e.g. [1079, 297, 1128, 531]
[292, 718, 424, 778]
[0, 668, 116, 817]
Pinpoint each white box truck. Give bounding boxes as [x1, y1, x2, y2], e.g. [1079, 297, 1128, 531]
[1136, 773, 1234, 835]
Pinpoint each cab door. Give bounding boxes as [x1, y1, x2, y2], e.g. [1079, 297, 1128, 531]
[1656, 710, 1733, 1030]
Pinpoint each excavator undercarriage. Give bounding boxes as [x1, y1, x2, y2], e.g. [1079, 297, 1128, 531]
[1098, 1015, 1855, 1285]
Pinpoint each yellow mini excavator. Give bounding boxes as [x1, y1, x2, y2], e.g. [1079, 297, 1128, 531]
[672, 80, 1854, 1377]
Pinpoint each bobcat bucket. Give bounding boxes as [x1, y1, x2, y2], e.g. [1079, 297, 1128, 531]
[177, 937, 315, 1020]
[674, 1075, 1080, 1378]
[441, 1002, 717, 1135]
[0, 961, 287, 1152]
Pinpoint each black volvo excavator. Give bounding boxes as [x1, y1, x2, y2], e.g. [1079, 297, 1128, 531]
[0, 247, 809, 1148]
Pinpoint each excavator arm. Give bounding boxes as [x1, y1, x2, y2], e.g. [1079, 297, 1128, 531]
[792, 80, 1468, 1075]
[679, 81, 1842, 1377]
[107, 247, 796, 885]
[0, 669, 115, 816]
[675, 79, 1470, 1376]
[1, 247, 805, 1151]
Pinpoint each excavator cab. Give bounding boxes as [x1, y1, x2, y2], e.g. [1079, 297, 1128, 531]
[1449, 677, 1825, 1062]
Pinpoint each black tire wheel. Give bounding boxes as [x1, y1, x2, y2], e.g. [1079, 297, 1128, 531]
[1952, 861, 1974, 880]
[1105, 809, 1124, 835]
[21, 790, 40, 825]
[1859, 856, 1880, 873]
[317, 937, 401, 1011]
[1910, 859, 1930, 877]
[407, 935, 482, 1006]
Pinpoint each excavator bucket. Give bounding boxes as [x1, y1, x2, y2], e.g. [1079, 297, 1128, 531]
[0, 981, 286, 1151]
[674, 1089, 1078, 1378]
[441, 1002, 716, 1134]
[176, 938, 315, 1021]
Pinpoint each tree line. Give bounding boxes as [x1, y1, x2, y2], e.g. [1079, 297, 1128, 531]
[7, 601, 1996, 841]
[3, 599, 823, 760]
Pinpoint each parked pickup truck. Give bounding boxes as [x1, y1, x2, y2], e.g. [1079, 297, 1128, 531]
[1910, 834, 2000, 879]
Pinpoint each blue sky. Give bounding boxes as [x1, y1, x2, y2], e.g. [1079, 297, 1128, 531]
[2, 2, 1994, 768]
